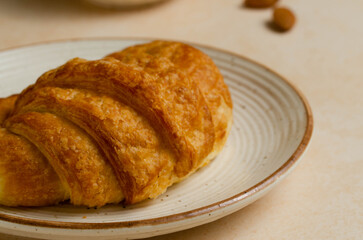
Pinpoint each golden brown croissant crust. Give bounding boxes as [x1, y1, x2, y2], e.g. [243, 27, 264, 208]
[0, 41, 233, 207]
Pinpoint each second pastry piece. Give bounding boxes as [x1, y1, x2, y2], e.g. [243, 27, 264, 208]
[107, 41, 233, 164]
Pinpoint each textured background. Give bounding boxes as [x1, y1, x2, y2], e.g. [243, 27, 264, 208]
[0, 0, 362, 239]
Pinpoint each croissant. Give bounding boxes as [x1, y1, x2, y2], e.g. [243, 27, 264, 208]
[0, 41, 233, 207]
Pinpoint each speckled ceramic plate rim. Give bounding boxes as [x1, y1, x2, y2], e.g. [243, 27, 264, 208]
[0, 37, 314, 230]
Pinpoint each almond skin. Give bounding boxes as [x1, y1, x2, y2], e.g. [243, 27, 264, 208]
[245, 0, 278, 8]
[273, 7, 296, 31]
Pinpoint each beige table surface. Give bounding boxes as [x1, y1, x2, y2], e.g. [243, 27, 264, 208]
[0, 0, 362, 239]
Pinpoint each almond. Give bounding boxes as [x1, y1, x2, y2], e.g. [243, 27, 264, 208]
[244, 0, 278, 8]
[273, 7, 296, 31]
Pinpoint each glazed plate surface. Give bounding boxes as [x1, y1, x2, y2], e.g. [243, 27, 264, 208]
[0, 39, 313, 240]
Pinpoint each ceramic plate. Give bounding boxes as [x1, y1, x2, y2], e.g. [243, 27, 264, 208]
[0, 39, 313, 240]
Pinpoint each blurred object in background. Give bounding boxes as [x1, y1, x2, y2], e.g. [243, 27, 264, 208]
[83, 0, 170, 8]
[244, 0, 278, 9]
[272, 7, 296, 32]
